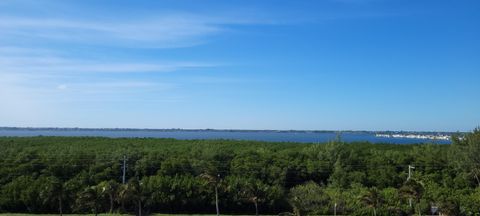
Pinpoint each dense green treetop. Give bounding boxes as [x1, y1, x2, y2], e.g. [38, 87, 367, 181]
[0, 129, 478, 215]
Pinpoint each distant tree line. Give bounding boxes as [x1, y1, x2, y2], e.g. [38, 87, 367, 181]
[0, 129, 479, 215]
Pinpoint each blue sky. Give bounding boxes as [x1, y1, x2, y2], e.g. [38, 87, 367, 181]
[0, 0, 479, 131]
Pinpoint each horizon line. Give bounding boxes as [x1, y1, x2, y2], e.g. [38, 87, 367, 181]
[0, 126, 467, 133]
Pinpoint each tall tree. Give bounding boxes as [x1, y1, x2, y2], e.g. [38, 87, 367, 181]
[288, 181, 329, 216]
[116, 179, 144, 215]
[76, 186, 102, 216]
[399, 179, 424, 215]
[451, 128, 480, 186]
[97, 180, 119, 213]
[228, 176, 282, 216]
[40, 177, 65, 216]
[200, 173, 222, 216]
[360, 187, 383, 216]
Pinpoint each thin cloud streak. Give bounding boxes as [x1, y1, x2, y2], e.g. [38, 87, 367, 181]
[1, 58, 216, 74]
[0, 13, 267, 48]
[0, 7, 272, 128]
[55, 81, 175, 93]
[0, 48, 187, 107]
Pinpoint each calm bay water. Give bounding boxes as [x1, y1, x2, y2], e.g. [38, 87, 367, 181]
[0, 128, 451, 144]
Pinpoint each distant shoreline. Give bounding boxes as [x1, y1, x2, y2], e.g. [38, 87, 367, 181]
[375, 133, 451, 140]
[0, 126, 462, 135]
[0, 127, 456, 144]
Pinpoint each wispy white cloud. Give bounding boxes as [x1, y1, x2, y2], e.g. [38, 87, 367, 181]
[0, 7, 263, 127]
[0, 47, 186, 112]
[0, 43, 218, 91]
[0, 46, 59, 55]
[54, 81, 174, 93]
[0, 55, 216, 74]
[0, 12, 265, 48]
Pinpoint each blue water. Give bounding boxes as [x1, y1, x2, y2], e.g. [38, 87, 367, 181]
[0, 129, 451, 144]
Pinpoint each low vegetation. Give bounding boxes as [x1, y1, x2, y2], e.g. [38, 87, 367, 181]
[0, 129, 479, 215]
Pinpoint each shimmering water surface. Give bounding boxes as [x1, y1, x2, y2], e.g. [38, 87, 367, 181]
[0, 128, 451, 144]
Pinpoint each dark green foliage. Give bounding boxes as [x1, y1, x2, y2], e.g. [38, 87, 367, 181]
[288, 181, 329, 215]
[0, 130, 479, 215]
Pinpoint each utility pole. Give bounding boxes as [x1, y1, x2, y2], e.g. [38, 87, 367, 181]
[122, 155, 127, 184]
[407, 165, 415, 181]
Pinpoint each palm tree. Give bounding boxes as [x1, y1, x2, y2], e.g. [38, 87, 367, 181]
[117, 179, 144, 216]
[98, 180, 119, 213]
[200, 173, 222, 216]
[399, 179, 424, 215]
[361, 187, 383, 216]
[230, 177, 268, 216]
[40, 177, 65, 216]
[252, 197, 260, 216]
[76, 186, 101, 216]
[130, 179, 145, 216]
[117, 182, 133, 213]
